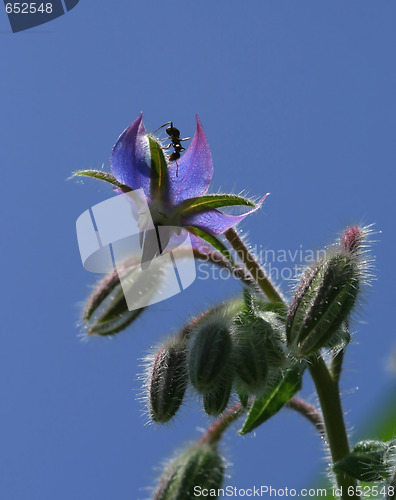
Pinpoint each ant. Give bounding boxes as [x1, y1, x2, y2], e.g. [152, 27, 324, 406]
[153, 121, 190, 177]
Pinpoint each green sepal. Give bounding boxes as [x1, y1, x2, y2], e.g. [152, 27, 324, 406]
[188, 323, 233, 393]
[286, 254, 359, 356]
[233, 313, 286, 395]
[149, 339, 188, 424]
[185, 226, 234, 265]
[177, 194, 256, 217]
[72, 169, 131, 192]
[333, 440, 395, 482]
[239, 362, 305, 435]
[83, 258, 165, 336]
[257, 301, 289, 319]
[242, 287, 258, 313]
[148, 135, 168, 201]
[237, 389, 249, 409]
[154, 442, 224, 499]
[84, 271, 144, 336]
[83, 269, 121, 322]
[203, 375, 233, 417]
[242, 288, 288, 319]
[86, 287, 144, 336]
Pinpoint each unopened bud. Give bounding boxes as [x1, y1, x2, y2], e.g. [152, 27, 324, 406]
[188, 321, 233, 393]
[148, 339, 188, 424]
[203, 375, 233, 417]
[341, 224, 376, 258]
[83, 268, 144, 336]
[233, 312, 286, 394]
[286, 252, 360, 357]
[341, 225, 365, 254]
[153, 442, 224, 500]
[334, 440, 395, 482]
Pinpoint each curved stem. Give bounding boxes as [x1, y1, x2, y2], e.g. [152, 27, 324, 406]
[286, 396, 325, 436]
[200, 403, 245, 445]
[224, 228, 285, 304]
[308, 356, 358, 500]
[193, 248, 265, 296]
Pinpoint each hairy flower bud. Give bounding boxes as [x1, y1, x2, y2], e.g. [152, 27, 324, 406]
[334, 440, 395, 482]
[153, 442, 224, 500]
[147, 338, 188, 424]
[341, 225, 365, 254]
[188, 320, 233, 393]
[202, 375, 233, 417]
[232, 311, 286, 394]
[286, 252, 360, 357]
[83, 268, 145, 336]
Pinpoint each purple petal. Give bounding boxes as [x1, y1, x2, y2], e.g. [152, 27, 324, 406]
[168, 115, 213, 205]
[182, 195, 267, 235]
[110, 114, 151, 199]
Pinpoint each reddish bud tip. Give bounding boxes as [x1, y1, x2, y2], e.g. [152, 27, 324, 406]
[341, 225, 364, 254]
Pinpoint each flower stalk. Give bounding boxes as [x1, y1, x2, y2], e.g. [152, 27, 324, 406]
[224, 227, 284, 304]
[286, 396, 325, 436]
[200, 402, 245, 445]
[308, 357, 358, 499]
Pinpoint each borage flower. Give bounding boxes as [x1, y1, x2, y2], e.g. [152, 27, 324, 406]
[75, 115, 266, 336]
[75, 114, 266, 262]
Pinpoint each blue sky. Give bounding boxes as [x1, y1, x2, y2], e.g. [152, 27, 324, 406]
[1, 1, 395, 499]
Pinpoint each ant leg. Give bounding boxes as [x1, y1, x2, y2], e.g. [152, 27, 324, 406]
[179, 137, 190, 142]
[176, 161, 179, 177]
[162, 143, 172, 150]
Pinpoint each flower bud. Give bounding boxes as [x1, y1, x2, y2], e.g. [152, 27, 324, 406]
[202, 374, 233, 417]
[334, 440, 395, 482]
[188, 320, 233, 393]
[153, 442, 224, 500]
[286, 252, 360, 357]
[83, 268, 144, 336]
[341, 225, 365, 254]
[233, 311, 286, 394]
[147, 338, 188, 424]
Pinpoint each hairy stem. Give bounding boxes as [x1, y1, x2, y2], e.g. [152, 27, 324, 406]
[193, 248, 265, 296]
[330, 348, 345, 384]
[308, 357, 358, 499]
[286, 396, 325, 436]
[200, 403, 245, 445]
[224, 228, 284, 304]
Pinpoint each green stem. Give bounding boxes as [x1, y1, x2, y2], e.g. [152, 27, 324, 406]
[193, 248, 265, 296]
[309, 357, 358, 500]
[224, 228, 285, 304]
[330, 347, 345, 384]
[200, 403, 245, 445]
